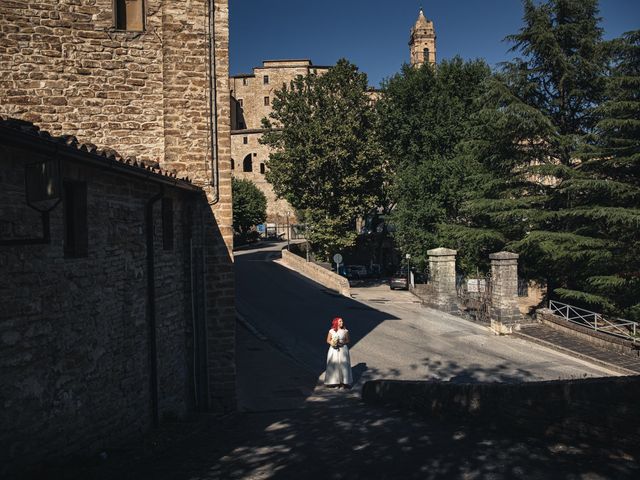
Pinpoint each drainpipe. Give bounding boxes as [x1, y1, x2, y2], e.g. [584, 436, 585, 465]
[145, 188, 163, 427]
[207, 0, 220, 205]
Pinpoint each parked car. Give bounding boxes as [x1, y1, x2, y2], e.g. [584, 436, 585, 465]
[347, 265, 368, 279]
[390, 270, 408, 290]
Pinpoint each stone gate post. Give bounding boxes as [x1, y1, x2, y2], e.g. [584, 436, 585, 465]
[489, 251, 522, 334]
[426, 247, 458, 313]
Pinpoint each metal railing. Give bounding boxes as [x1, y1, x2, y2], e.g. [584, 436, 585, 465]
[549, 300, 639, 343]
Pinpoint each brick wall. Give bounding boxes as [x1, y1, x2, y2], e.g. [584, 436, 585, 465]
[0, 0, 235, 412]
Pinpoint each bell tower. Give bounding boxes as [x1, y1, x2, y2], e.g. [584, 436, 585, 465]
[409, 8, 436, 67]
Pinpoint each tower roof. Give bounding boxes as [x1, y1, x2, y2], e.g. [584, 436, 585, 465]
[414, 8, 430, 29]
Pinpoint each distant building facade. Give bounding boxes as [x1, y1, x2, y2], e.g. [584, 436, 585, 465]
[230, 11, 436, 226]
[0, 0, 234, 474]
[230, 60, 330, 223]
[409, 8, 437, 67]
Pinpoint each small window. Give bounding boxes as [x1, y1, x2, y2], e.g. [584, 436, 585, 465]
[63, 181, 88, 258]
[242, 78, 248, 86]
[238, 99, 243, 107]
[243, 136, 248, 144]
[114, 0, 145, 31]
[162, 197, 173, 251]
[243, 154, 253, 172]
[260, 163, 265, 174]
[231, 158, 235, 170]
[264, 96, 270, 106]
[423, 48, 430, 63]
[263, 75, 269, 85]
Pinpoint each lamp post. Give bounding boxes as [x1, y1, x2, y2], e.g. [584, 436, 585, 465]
[286, 211, 291, 251]
[406, 253, 411, 288]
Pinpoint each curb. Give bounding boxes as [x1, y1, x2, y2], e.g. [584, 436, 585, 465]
[513, 331, 638, 376]
[236, 310, 267, 341]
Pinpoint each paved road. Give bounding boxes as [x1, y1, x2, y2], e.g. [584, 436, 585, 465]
[235, 242, 616, 402]
[54, 242, 636, 479]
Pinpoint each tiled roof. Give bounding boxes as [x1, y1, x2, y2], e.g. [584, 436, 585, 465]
[0, 117, 200, 191]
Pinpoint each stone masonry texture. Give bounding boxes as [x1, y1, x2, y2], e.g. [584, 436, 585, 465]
[0, 0, 234, 473]
[230, 60, 330, 223]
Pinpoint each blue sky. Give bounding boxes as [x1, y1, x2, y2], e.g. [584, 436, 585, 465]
[229, 0, 640, 87]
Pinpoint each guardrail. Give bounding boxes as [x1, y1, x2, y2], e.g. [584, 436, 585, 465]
[549, 300, 638, 343]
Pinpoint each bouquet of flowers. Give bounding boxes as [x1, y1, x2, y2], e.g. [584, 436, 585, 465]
[330, 336, 340, 349]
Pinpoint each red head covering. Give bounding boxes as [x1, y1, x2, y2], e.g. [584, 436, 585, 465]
[331, 317, 344, 331]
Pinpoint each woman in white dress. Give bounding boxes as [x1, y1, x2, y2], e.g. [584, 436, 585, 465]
[324, 317, 353, 388]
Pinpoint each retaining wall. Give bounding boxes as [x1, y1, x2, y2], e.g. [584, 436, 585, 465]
[362, 375, 640, 448]
[280, 249, 350, 297]
[537, 309, 640, 358]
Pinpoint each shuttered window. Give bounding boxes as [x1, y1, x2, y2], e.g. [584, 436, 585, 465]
[114, 0, 145, 32]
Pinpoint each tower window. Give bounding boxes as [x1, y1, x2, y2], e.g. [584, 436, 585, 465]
[243, 136, 248, 144]
[63, 181, 88, 258]
[242, 78, 248, 86]
[263, 75, 269, 85]
[243, 154, 253, 173]
[264, 96, 270, 106]
[423, 48, 430, 63]
[238, 99, 243, 107]
[260, 163, 265, 174]
[114, 0, 145, 31]
[231, 158, 235, 170]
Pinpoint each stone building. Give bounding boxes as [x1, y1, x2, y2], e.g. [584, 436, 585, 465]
[0, 0, 234, 474]
[230, 59, 330, 224]
[409, 8, 437, 67]
[230, 10, 436, 226]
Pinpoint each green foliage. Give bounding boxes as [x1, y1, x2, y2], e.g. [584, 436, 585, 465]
[232, 178, 267, 236]
[376, 57, 492, 266]
[450, 2, 639, 319]
[261, 59, 385, 259]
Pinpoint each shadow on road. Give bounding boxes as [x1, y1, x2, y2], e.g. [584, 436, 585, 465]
[36, 245, 638, 479]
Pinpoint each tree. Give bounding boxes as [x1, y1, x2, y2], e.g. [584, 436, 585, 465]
[261, 59, 385, 259]
[232, 178, 267, 237]
[453, 0, 640, 317]
[569, 30, 640, 319]
[376, 57, 491, 269]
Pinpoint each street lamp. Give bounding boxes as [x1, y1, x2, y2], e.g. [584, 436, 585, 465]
[406, 253, 411, 288]
[286, 211, 291, 251]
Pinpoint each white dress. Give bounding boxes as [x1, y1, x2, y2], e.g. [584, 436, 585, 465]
[324, 328, 353, 385]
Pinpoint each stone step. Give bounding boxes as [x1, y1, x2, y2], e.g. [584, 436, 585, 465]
[515, 324, 640, 375]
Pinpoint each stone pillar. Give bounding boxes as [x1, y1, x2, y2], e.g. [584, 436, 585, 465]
[489, 251, 522, 334]
[426, 248, 458, 313]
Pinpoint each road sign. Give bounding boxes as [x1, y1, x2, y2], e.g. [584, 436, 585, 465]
[333, 253, 343, 264]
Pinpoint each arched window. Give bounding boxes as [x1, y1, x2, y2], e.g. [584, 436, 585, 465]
[243, 153, 253, 172]
[423, 48, 430, 63]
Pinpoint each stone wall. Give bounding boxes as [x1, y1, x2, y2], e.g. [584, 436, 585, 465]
[537, 308, 640, 358]
[229, 60, 330, 223]
[0, 135, 204, 475]
[0, 0, 235, 412]
[231, 131, 293, 222]
[280, 249, 350, 297]
[362, 375, 640, 449]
